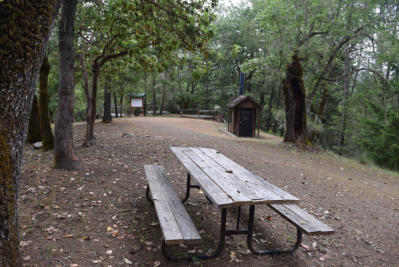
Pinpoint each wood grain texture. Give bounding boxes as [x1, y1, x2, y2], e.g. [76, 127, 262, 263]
[170, 147, 234, 207]
[269, 204, 334, 235]
[144, 165, 201, 245]
[171, 147, 299, 207]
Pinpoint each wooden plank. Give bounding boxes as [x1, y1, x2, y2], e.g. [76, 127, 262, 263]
[200, 148, 299, 203]
[189, 147, 265, 202]
[170, 147, 234, 207]
[144, 165, 183, 244]
[183, 149, 251, 204]
[269, 204, 334, 235]
[153, 166, 201, 244]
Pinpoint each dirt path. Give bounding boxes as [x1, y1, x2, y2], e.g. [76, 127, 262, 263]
[19, 117, 399, 266]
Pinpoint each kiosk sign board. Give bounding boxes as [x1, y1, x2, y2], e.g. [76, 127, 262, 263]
[131, 98, 143, 108]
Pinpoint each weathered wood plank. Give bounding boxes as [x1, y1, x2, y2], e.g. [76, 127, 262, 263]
[153, 166, 201, 244]
[170, 147, 234, 207]
[200, 148, 299, 203]
[144, 165, 183, 244]
[189, 147, 264, 202]
[269, 204, 334, 235]
[184, 149, 251, 204]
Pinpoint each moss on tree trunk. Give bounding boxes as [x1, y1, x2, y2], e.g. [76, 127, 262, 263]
[0, 1, 61, 265]
[282, 51, 307, 145]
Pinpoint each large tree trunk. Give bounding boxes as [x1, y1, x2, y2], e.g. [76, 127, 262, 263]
[102, 76, 112, 123]
[0, 1, 61, 265]
[113, 92, 118, 117]
[83, 65, 99, 146]
[55, 0, 81, 170]
[26, 95, 42, 144]
[282, 52, 307, 145]
[39, 56, 54, 151]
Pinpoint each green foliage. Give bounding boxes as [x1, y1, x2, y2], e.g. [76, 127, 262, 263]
[357, 102, 399, 170]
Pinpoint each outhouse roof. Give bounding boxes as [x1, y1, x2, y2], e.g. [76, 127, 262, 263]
[227, 95, 261, 109]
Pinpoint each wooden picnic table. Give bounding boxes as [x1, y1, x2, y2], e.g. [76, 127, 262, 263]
[145, 147, 333, 261]
[170, 146, 299, 208]
[169, 147, 305, 258]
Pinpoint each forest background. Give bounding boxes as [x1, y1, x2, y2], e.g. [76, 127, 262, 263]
[37, 0, 399, 170]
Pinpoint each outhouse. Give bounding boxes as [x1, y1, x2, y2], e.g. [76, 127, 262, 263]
[227, 95, 261, 137]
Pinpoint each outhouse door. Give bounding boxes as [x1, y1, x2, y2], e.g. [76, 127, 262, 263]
[239, 108, 253, 137]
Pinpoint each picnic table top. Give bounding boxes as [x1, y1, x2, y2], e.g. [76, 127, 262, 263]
[170, 147, 299, 208]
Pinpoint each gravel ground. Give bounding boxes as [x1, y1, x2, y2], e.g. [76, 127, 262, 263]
[19, 116, 399, 266]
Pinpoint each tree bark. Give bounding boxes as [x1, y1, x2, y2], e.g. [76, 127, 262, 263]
[282, 52, 307, 145]
[83, 65, 99, 146]
[26, 95, 42, 144]
[55, 0, 81, 170]
[119, 94, 124, 116]
[39, 55, 54, 151]
[160, 83, 166, 115]
[152, 74, 157, 115]
[113, 92, 118, 117]
[102, 76, 112, 123]
[0, 1, 61, 265]
[338, 52, 351, 152]
[265, 86, 275, 132]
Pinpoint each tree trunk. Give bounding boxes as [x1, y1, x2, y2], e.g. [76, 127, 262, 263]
[113, 92, 118, 117]
[143, 72, 147, 116]
[102, 76, 112, 123]
[83, 65, 99, 146]
[55, 0, 81, 169]
[204, 72, 209, 110]
[39, 56, 54, 150]
[338, 52, 351, 152]
[152, 74, 157, 115]
[265, 86, 275, 132]
[27, 95, 42, 144]
[160, 83, 166, 115]
[119, 94, 124, 116]
[282, 52, 307, 145]
[0, 1, 61, 265]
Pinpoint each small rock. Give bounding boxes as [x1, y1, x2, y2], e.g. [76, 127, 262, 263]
[123, 258, 132, 265]
[122, 133, 135, 138]
[144, 241, 153, 247]
[32, 141, 42, 149]
[106, 250, 112, 255]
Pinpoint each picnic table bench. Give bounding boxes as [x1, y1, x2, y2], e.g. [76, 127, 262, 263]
[144, 147, 334, 261]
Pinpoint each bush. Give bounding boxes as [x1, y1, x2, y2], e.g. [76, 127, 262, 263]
[357, 102, 399, 170]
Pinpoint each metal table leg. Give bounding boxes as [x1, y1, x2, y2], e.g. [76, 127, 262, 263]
[182, 173, 200, 203]
[145, 185, 153, 204]
[247, 205, 303, 254]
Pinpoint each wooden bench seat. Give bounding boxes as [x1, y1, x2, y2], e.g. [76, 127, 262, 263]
[144, 165, 201, 245]
[269, 204, 334, 235]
